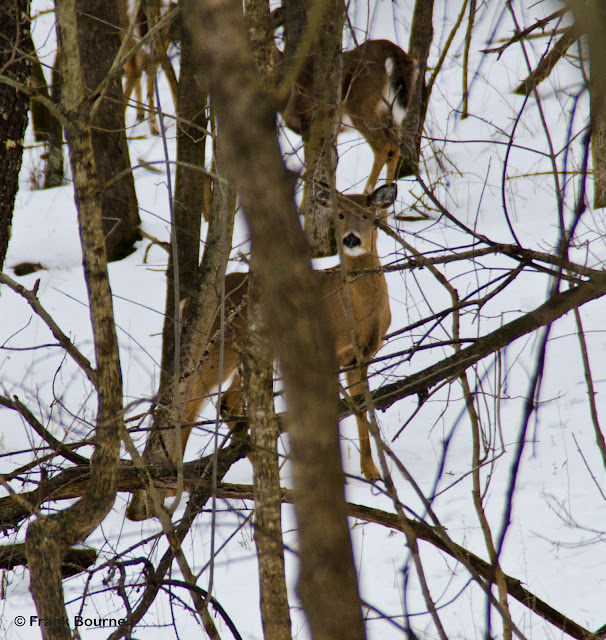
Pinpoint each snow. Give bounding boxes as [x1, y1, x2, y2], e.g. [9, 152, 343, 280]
[2, 1, 606, 639]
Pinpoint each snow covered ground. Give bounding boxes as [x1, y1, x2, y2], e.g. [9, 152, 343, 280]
[2, 1, 606, 639]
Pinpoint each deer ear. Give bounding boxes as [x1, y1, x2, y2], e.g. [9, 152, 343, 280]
[314, 181, 332, 206]
[369, 184, 397, 208]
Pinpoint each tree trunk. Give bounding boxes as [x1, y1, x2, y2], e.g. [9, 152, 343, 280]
[566, 2, 606, 208]
[243, 6, 293, 637]
[157, 12, 210, 397]
[284, 0, 344, 257]
[0, 0, 32, 274]
[398, 0, 434, 177]
[45, 45, 65, 188]
[30, 40, 65, 189]
[174, 21, 208, 300]
[25, 1, 124, 636]
[244, 273, 293, 640]
[185, 1, 366, 639]
[73, 0, 140, 261]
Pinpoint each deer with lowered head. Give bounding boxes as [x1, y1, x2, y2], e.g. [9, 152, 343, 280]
[271, 11, 417, 193]
[126, 183, 397, 521]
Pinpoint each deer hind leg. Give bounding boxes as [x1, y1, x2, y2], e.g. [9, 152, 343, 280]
[364, 140, 402, 194]
[123, 61, 143, 122]
[364, 144, 390, 195]
[127, 334, 240, 521]
[345, 367, 381, 481]
[145, 63, 160, 135]
[384, 143, 401, 183]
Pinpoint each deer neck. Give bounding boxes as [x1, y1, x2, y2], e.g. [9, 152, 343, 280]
[341, 246, 386, 303]
[343, 245, 382, 277]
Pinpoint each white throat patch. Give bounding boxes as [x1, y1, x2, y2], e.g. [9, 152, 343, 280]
[343, 245, 367, 257]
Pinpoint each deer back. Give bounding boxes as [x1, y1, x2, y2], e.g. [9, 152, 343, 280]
[342, 40, 416, 144]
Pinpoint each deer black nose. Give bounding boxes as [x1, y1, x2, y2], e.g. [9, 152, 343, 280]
[343, 233, 361, 248]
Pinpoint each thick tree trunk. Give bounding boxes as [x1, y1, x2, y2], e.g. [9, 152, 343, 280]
[566, 3, 606, 208]
[242, 4, 293, 637]
[0, 0, 32, 274]
[184, 1, 366, 639]
[74, 0, 140, 261]
[398, 0, 434, 177]
[284, 0, 344, 257]
[45, 46, 65, 188]
[30, 41, 65, 189]
[25, 1, 123, 636]
[243, 273, 293, 640]
[157, 14, 210, 397]
[173, 17, 208, 298]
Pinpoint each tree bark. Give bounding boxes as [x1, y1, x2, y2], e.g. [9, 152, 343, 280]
[243, 3, 293, 637]
[398, 0, 434, 177]
[567, 3, 606, 208]
[72, 0, 140, 261]
[45, 42, 65, 188]
[0, 0, 32, 274]
[184, 1, 366, 639]
[24, 1, 124, 636]
[173, 14, 208, 299]
[157, 12, 210, 398]
[286, 0, 344, 257]
[244, 273, 293, 640]
[513, 25, 579, 96]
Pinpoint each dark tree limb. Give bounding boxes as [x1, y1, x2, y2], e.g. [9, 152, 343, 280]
[514, 25, 579, 96]
[368, 277, 606, 413]
[0, 543, 97, 578]
[71, 0, 140, 260]
[398, 0, 434, 177]
[566, 1, 606, 208]
[482, 9, 568, 56]
[0, 0, 32, 274]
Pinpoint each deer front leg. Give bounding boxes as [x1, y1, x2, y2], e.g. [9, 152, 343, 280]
[345, 367, 381, 481]
[146, 67, 160, 135]
[364, 144, 390, 194]
[219, 373, 243, 428]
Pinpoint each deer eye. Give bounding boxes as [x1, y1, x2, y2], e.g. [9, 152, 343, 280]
[338, 213, 344, 220]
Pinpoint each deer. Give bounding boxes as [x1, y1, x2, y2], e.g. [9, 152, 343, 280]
[271, 12, 417, 193]
[126, 183, 397, 521]
[119, 0, 179, 135]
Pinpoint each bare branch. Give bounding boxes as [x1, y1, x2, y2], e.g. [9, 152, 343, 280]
[0, 273, 97, 387]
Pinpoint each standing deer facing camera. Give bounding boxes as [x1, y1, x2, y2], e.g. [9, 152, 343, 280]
[127, 184, 396, 521]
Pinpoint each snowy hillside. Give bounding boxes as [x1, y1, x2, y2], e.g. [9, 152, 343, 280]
[2, 1, 606, 639]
